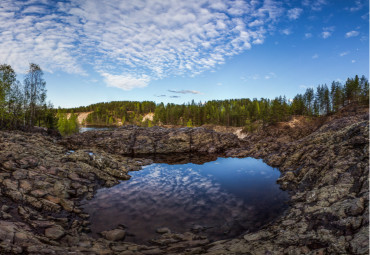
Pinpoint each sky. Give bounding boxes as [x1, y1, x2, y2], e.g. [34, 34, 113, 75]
[0, 0, 368, 108]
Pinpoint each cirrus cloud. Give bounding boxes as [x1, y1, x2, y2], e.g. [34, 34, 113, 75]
[287, 8, 303, 20]
[100, 72, 150, 90]
[168, 89, 203, 95]
[321, 26, 335, 39]
[1, 0, 291, 90]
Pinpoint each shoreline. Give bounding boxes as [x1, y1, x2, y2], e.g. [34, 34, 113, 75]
[0, 107, 368, 254]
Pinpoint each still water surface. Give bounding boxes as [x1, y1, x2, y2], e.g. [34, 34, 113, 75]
[79, 126, 116, 133]
[82, 157, 289, 243]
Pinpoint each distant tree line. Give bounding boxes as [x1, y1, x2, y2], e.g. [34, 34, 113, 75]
[65, 75, 367, 128]
[2, 64, 367, 134]
[0, 63, 56, 130]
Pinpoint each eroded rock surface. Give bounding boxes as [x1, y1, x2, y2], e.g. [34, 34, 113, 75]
[61, 126, 240, 155]
[0, 131, 156, 254]
[220, 109, 369, 254]
[0, 106, 368, 254]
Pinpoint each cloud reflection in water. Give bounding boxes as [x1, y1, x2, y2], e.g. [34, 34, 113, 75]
[82, 157, 289, 243]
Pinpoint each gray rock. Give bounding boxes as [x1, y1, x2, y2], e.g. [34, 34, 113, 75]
[101, 228, 126, 241]
[30, 189, 47, 198]
[45, 225, 65, 240]
[156, 227, 171, 234]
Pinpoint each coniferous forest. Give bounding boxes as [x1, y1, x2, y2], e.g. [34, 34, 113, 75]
[65, 75, 369, 128]
[1, 63, 368, 135]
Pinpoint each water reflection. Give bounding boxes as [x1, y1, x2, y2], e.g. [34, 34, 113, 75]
[79, 126, 116, 133]
[82, 157, 289, 243]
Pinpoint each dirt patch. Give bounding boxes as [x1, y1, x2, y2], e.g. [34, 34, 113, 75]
[142, 112, 154, 122]
[66, 112, 93, 125]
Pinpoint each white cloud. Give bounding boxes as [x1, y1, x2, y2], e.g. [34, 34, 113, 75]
[264, 72, 276, 79]
[345, 31, 360, 38]
[339, 51, 349, 57]
[302, 0, 328, 11]
[0, 0, 291, 90]
[312, 54, 319, 59]
[287, 8, 303, 20]
[249, 19, 264, 27]
[305, 33, 312, 39]
[349, 0, 363, 12]
[281, 28, 291, 35]
[351, 60, 356, 63]
[168, 89, 202, 94]
[321, 31, 331, 39]
[100, 72, 150, 90]
[321, 26, 335, 39]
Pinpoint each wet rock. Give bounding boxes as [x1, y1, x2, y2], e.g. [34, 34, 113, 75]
[156, 227, 171, 234]
[101, 228, 126, 241]
[190, 224, 205, 233]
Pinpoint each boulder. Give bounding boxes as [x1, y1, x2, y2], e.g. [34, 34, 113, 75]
[101, 229, 126, 241]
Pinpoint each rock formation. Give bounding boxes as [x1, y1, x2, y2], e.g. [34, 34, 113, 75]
[0, 106, 368, 254]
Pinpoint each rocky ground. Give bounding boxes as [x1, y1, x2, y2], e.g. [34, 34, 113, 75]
[61, 125, 240, 155]
[0, 105, 368, 254]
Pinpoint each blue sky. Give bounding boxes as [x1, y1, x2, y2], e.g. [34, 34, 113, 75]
[0, 0, 368, 108]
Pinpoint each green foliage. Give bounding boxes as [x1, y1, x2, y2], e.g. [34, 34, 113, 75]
[186, 119, 193, 127]
[0, 62, 367, 133]
[62, 75, 368, 129]
[24, 63, 46, 127]
[69, 101, 155, 126]
[243, 119, 258, 133]
[0, 63, 56, 130]
[57, 111, 79, 136]
[148, 75, 368, 127]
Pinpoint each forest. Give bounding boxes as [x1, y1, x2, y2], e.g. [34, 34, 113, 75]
[0, 63, 55, 130]
[64, 75, 369, 129]
[1, 62, 368, 135]
[0, 63, 76, 135]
